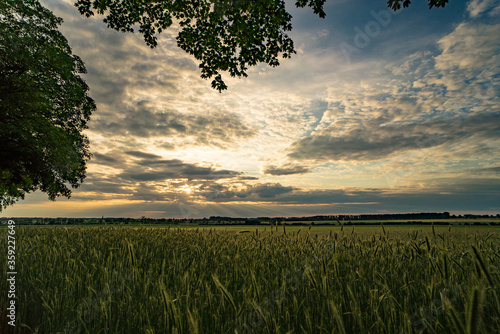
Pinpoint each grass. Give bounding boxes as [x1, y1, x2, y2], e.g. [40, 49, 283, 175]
[1, 226, 499, 333]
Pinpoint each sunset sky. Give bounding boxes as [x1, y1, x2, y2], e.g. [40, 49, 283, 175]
[3, 0, 500, 218]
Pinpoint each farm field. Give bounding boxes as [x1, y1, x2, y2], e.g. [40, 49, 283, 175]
[1, 226, 499, 333]
[190, 223, 500, 235]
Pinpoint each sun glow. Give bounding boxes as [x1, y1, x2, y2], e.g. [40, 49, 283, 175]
[179, 185, 193, 195]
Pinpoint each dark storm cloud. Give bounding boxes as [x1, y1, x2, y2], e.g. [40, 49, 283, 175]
[263, 164, 311, 176]
[288, 112, 500, 161]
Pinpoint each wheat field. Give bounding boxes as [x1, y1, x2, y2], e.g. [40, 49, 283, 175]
[1, 226, 499, 333]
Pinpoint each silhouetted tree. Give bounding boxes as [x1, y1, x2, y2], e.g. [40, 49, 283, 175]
[387, 0, 449, 11]
[74, 0, 450, 91]
[0, 0, 95, 211]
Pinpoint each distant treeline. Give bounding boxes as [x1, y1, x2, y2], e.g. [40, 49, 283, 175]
[2, 212, 500, 226]
[274, 212, 500, 221]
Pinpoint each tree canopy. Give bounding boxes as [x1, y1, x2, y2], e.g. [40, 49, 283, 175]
[74, 0, 450, 92]
[0, 0, 95, 211]
[387, 0, 449, 11]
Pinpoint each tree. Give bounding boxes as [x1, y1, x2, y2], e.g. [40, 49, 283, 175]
[0, 0, 96, 211]
[387, 0, 449, 11]
[74, 0, 449, 92]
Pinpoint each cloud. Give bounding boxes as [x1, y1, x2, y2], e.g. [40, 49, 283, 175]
[263, 164, 311, 176]
[41, 0, 260, 154]
[92, 153, 119, 164]
[120, 159, 241, 182]
[432, 21, 500, 86]
[183, 182, 298, 202]
[195, 176, 500, 209]
[408, 13, 499, 113]
[249, 183, 297, 198]
[467, 0, 499, 18]
[287, 9, 500, 164]
[287, 113, 500, 161]
[89, 101, 256, 149]
[470, 166, 500, 175]
[421, 166, 500, 177]
[78, 153, 248, 203]
[14, 174, 500, 218]
[125, 151, 163, 160]
[120, 156, 241, 182]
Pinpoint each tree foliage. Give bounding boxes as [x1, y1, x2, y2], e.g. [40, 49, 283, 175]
[0, 0, 95, 211]
[74, 0, 326, 92]
[387, 0, 449, 11]
[74, 0, 450, 92]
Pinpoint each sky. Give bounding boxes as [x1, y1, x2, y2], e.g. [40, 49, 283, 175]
[3, 0, 500, 218]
